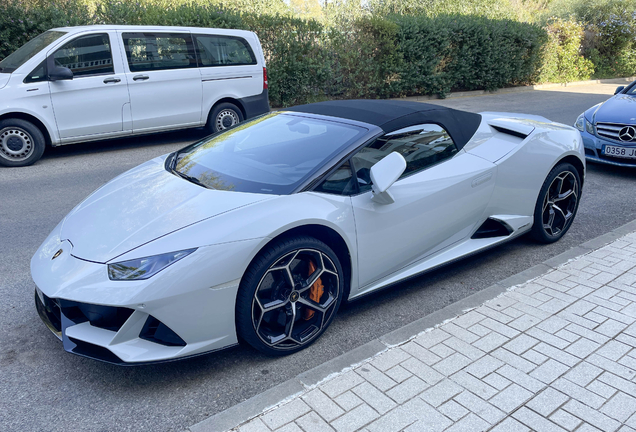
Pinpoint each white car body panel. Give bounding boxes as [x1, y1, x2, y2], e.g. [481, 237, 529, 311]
[0, 25, 268, 147]
[31, 105, 585, 364]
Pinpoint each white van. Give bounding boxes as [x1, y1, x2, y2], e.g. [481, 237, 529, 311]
[0, 25, 270, 167]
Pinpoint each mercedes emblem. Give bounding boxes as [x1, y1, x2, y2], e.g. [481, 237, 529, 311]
[618, 126, 636, 142]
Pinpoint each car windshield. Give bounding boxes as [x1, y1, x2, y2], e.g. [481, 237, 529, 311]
[0, 30, 66, 73]
[172, 112, 367, 194]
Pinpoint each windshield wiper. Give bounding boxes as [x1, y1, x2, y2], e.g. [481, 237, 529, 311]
[172, 169, 213, 190]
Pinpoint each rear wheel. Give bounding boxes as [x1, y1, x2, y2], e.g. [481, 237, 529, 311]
[207, 102, 243, 134]
[531, 163, 580, 243]
[0, 119, 46, 167]
[236, 236, 343, 356]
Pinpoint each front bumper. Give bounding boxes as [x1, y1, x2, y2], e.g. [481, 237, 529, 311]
[31, 227, 262, 364]
[581, 131, 636, 168]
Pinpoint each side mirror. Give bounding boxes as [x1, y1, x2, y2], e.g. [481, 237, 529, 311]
[370, 151, 406, 205]
[48, 66, 73, 81]
[615, 86, 625, 95]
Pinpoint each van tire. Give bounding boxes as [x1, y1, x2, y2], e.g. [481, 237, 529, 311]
[207, 103, 244, 134]
[0, 118, 46, 167]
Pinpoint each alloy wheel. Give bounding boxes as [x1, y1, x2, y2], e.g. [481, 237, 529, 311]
[541, 171, 578, 237]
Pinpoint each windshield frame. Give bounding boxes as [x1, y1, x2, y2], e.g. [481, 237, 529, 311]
[0, 30, 67, 73]
[170, 112, 376, 195]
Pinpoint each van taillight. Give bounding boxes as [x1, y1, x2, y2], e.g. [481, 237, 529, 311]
[263, 67, 268, 90]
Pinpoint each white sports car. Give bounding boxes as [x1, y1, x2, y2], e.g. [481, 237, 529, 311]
[32, 100, 585, 364]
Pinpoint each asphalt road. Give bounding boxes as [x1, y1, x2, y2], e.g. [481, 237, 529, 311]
[1, 83, 635, 432]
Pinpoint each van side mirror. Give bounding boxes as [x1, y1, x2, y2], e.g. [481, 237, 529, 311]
[46, 56, 73, 81]
[615, 86, 625, 95]
[370, 152, 407, 205]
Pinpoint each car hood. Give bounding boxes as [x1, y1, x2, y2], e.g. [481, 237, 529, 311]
[593, 95, 636, 124]
[0, 73, 9, 89]
[60, 157, 271, 263]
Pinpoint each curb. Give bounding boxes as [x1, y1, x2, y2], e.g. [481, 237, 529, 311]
[187, 217, 636, 432]
[391, 76, 636, 102]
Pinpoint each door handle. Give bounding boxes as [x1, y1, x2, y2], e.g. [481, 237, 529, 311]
[103, 77, 121, 84]
[133, 75, 150, 81]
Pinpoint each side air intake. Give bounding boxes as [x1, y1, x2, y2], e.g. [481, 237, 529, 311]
[472, 218, 513, 239]
[488, 118, 535, 139]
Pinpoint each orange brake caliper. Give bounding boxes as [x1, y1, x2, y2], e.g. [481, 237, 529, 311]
[304, 260, 324, 320]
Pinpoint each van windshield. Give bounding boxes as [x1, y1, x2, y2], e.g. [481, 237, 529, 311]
[0, 30, 66, 73]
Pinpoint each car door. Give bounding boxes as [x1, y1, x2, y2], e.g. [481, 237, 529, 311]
[120, 31, 203, 133]
[347, 124, 497, 289]
[48, 32, 131, 140]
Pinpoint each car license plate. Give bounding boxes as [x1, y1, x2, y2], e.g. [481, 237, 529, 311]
[603, 145, 636, 159]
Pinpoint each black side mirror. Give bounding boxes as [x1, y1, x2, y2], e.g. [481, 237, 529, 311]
[46, 55, 73, 81]
[615, 86, 625, 95]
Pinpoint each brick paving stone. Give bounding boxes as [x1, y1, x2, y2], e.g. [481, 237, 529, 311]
[401, 341, 442, 365]
[480, 317, 520, 338]
[596, 340, 632, 361]
[534, 343, 579, 367]
[600, 392, 636, 422]
[438, 400, 469, 421]
[430, 343, 456, 359]
[302, 389, 344, 422]
[295, 412, 335, 432]
[352, 382, 396, 415]
[565, 337, 601, 358]
[355, 365, 397, 392]
[489, 383, 533, 413]
[401, 404, 453, 432]
[549, 409, 582, 431]
[465, 355, 504, 379]
[586, 379, 618, 399]
[450, 370, 498, 399]
[593, 306, 635, 325]
[385, 375, 428, 404]
[331, 403, 379, 432]
[482, 373, 511, 391]
[526, 387, 569, 417]
[475, 306, 515, 324]
[503, 334, 540, 355]
[442, 322, 481, 344]
[509, 314, 542, 331]
[536, 316, 569, 334]
[274, 423, 302, 432]
[432, 352, 472, 376]
[238, 418, 271, 432]
[530, 359, 570, 384]
[596, 319, 628, 338]
[467, 323, 491, 337]
[365, 398, 435, 432]
[472, 331, 509, 352]
[439, 413, 488, 432]
[488, 296, 518, 311]
[420, 378, 463, 408]
[554, 329, 579, 343]
[489, 417, 531, 432]
[564, 362, 603, 387]
[413, 329, 451, 349]
[564, 323, 610, 345]
[619, 353, 636, 369]
[588, 355, 636, 380]
[370, 348, 411, 372]
[443, 336, 485, 360]
[491, 347, 537, 373]
[400, 357, 444, 385]
[563, 399, 621, 432]
[453, 311, 486, 328]
[583, 311, 608, 324]
[497, 364, 545, 392]
[501, 305, 524, 319]
[333, 391, 363, 411]
[321, 371, 365, 398]
[261, 399, 311, 430]
[539, 299, 571, 315]
[526, 328, 570, 350]
[523, 349, 549, 366]
[385, 364, 412, 383]
[454, 391, 505, 424]
[512, 406, 567, 432]
[552, 378, 606, 409]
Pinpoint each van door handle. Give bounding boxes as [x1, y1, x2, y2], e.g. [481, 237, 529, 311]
[103, 77, 121, 84]
[133, 75, 149, 81]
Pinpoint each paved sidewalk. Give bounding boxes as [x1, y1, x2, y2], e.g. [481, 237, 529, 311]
[228, 231, 636, 432]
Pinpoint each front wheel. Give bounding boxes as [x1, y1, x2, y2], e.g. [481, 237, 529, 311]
[236, 236, 344, 356]
[207, 103, 243, 134]
[0, 119, 46, 167]
[530, 162, 581, 243]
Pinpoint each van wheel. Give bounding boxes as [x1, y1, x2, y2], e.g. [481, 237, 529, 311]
[207, 103, 243, 134]
[0, 119, 46, 167]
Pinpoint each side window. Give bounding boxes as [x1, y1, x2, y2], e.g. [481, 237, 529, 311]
[24, 60, 47, 83]
[352, 124, 457, 193]
[122, 33, 197, 72]
[53, 34, 114, 77]
[314, 161, 356, 195]
[194, 35, 257, 67]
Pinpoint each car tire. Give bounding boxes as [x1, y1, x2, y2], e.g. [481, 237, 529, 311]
[531, 162, 581, 244]
[0, 119, 46, 167]
[207, 103, 243, 134]
[236, 236, 344, 356]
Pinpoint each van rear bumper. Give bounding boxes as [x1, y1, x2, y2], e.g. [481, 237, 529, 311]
[239, 89, 270, 119]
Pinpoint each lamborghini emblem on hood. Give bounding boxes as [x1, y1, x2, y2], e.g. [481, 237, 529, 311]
[52, 249, 63, 260]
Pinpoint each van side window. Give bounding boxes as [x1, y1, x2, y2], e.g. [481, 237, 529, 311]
[53, 33, 114, 77]
[193, 35, 257, 67]
[24, 60, 47, 83]
[122, 33, 197, 72]
[352, 124, 458, 193]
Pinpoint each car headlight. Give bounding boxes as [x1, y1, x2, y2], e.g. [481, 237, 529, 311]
[575, 114, 594, 134]
[107, 249, 197, 281]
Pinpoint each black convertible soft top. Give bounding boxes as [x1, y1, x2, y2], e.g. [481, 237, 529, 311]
[286, 99, 482, 150]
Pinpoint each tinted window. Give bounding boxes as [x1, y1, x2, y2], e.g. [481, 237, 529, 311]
[314, 161, 356, 195]
[173, 112, 367, 195]
[352, 124, 457, 193]
[53, 34, 114, 77]
[123, 33, 197, 72]
[194, 35, 257, 67]
[0, 30, 66, 73]
[24, 60, 47, 83]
